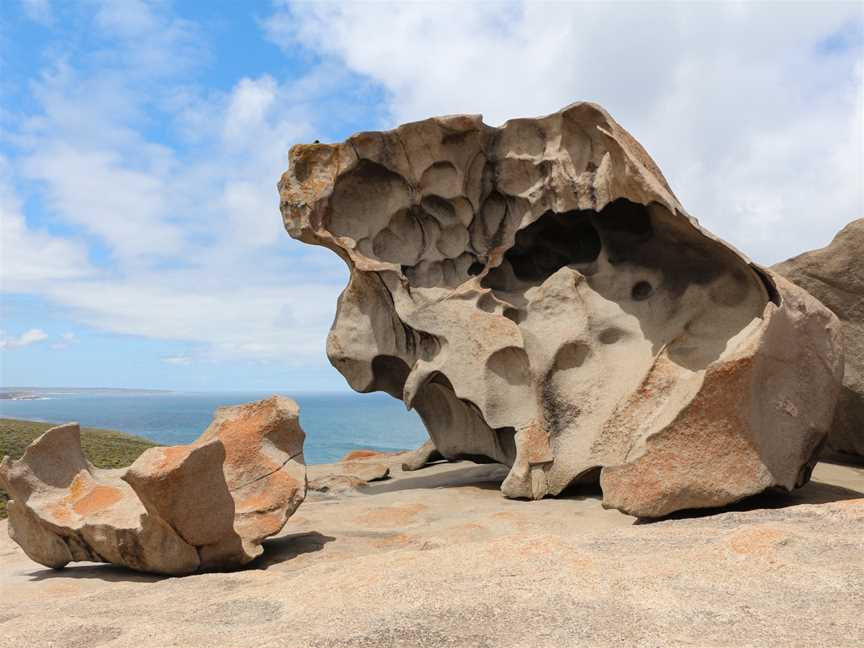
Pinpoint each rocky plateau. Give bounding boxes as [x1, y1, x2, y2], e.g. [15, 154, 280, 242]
[1, 450, 862, 647]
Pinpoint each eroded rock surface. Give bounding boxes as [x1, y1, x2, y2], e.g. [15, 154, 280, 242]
[279, 102, 844, 516]
[0, 396, 306, 574]
[774, 219, 864, 458]
[3, 455, 862, 648]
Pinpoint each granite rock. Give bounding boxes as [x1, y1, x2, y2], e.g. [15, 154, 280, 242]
[774, 219, 864, 457]
[279, 102, 843, 516]
[0, 396, 306, 574]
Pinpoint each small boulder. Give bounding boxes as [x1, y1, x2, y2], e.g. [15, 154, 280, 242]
[308, 474, 366, 494]
[337, 461, 390, 483]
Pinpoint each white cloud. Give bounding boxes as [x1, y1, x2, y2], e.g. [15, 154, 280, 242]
[0, 158, 93, 290]
[162, 354, 192, 366]
[6, 1, 860, 379]
[0, 328, 49, 349]
[93, 0, 203, 78]
[21, 145, 185, 261]
[270, 1, 864, 264]
[222, 76, 279, 145]
[3, 4, 347, 363]
[44, 273, 340, 361]
[50, 332, 78, 350]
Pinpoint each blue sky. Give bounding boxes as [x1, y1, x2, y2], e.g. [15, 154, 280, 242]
[0, 0, 862, 391]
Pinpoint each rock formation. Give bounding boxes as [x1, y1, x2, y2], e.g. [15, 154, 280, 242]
[279, 102, 844, 517]
[774, 219, 864, 458]
[0, 396, 306, 574]
[308, 450, 392, 493]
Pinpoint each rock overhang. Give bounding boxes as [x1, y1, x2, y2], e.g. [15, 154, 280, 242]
[279, 101, 843, 517]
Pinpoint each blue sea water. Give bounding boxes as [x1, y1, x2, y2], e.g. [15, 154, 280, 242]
[0, 390, 428, 464]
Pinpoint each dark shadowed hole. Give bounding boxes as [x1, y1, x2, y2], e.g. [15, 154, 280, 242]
[598, 328, 623, 344]
[503, 211, 601, 282]
[560, 466, 603, 499]
[503, 308, 524, 324]
[467, 261, 484, 276]
[496, 426, 517, 460]
[368, 355, 411, 399]
[631, 281, 653, 301]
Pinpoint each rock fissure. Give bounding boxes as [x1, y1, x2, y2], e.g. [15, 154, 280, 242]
[228, 450, 305, 494]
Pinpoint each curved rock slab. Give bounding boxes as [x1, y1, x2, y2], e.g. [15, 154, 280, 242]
[0, 396, 306, 574]
[279, 102, 843, 517]
[774, 219, 864, 458]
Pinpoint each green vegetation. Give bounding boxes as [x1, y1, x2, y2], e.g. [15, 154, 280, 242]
[0, 418, 156, 519]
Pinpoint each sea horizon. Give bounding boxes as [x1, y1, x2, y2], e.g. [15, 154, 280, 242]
[0, 387, 427, 465]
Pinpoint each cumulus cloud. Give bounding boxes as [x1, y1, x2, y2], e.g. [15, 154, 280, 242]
[3, 0, 861, 376]
[4, 1, 347, 362]
[50, 332, 78, 350]
[268, 1, 863, 264]
[21, 145, 185, 261]
[0, 328, 49, 349]
[0, 159, 93, 290]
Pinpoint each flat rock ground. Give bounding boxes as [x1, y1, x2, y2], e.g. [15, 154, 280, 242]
[1, 457, 862, 648]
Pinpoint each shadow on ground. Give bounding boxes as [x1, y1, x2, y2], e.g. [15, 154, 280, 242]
[361, 458, 862, 523]
[361, 463, 509, 496]
[254, 531, 335, 570]
[27, 563, 165, 583]
[24, 530, 335, 581]
[635, 479, 864, 524]
[819, 450, 864, 468]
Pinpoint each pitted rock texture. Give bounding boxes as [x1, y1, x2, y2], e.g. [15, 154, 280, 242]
[774, 219, 864, 458]
[0, 396, 306, 574]
[280, 102, 844, 517]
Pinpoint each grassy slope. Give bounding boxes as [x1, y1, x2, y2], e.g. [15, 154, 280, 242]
[0, 418, 156, 519]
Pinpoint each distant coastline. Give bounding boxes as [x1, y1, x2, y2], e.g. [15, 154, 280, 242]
[0, 387, 172, 400]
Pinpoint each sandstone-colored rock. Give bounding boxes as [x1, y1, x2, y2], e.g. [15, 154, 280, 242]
[2, 459, 862, 647]
[125, 396, 306, 569]
[279, 102, 844, 516]
[339, 449, 394, 462]
[308, 474, 366, 494]
[336, 461, 390, 483]
[0, 396, 307, 574]
[0, 423, 198, 575]
[774, 219, 864, 457]
[401, 438, 444, 472]
[306, 451, 393, 493]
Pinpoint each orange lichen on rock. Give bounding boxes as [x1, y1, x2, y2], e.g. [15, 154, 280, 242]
[0, 396, 307, 575]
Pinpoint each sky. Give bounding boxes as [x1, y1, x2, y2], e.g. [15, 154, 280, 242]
[0, 0, 862, 392]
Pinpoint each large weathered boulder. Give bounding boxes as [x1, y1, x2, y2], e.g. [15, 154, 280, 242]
[279, 102, 844, 517]
[0, 423, 198, 574]
[125, 396, 307, 569]
[0, 396, 306, 574]
[774, 220, 864, 458]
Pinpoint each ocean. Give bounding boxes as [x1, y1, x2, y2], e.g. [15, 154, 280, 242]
[0, 389, 428, 464]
